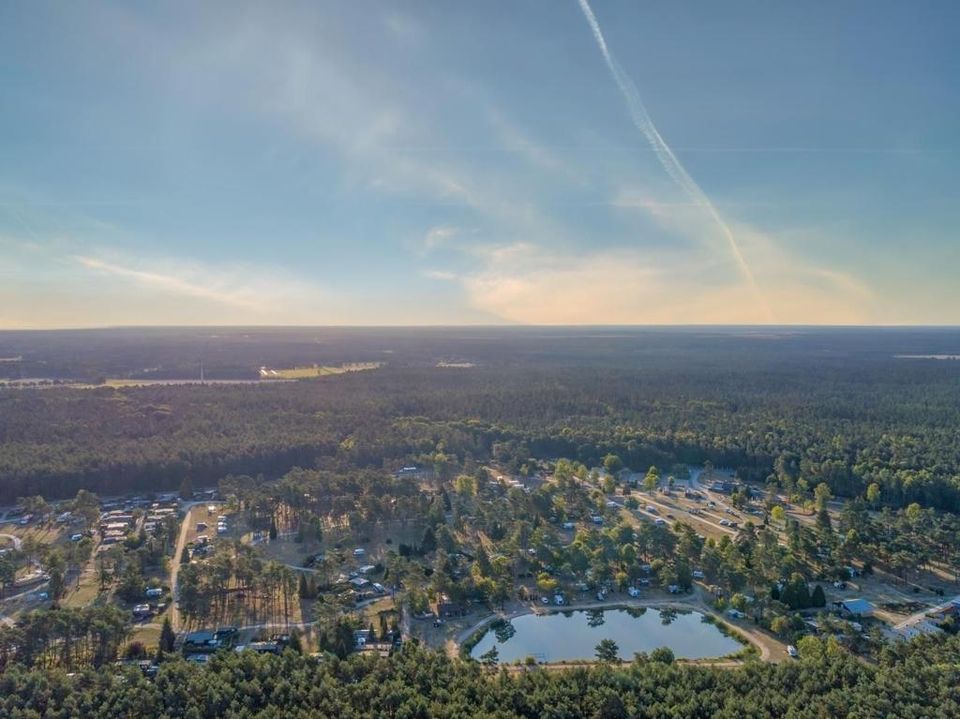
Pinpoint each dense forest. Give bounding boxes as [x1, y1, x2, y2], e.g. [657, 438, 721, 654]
[2, 328, 960, 716]
[2, 357, 959, 509]
[1, 637, 958, 718]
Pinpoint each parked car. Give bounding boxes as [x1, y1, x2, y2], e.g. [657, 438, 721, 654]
[787, 645, 799, 658]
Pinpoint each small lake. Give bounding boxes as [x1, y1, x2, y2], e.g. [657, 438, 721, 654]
[469, 607, 742, 663]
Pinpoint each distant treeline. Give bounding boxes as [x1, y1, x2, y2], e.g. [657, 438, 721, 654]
[2, 326, 959, 379]
[1, 357, 959, 510]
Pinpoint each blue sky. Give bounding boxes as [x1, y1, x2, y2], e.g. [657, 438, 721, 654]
[1, 0, 957, 327]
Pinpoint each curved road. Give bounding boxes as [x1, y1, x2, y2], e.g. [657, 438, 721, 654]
[0, 534, 23, 551]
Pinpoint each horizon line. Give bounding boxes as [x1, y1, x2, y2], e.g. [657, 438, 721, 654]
[2, 323, 959, 333]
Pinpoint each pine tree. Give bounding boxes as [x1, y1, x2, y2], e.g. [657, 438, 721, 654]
[479, 645, 499, 665]
[420, 526, 436, 554]
[287, 629, 303, 654]
[158, 616, 176, 655]
[811, 584, 826, 608]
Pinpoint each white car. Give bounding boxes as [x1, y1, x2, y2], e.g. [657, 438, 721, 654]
[787, 645, 799, 658]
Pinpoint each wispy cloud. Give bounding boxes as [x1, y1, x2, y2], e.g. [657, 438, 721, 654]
[3, 2, 921, 327]
[70, 251, 332, 319]
[423, 269, 458, 281]
[576, 0, 772, 320]
[455, 241, 872, 325]
[74, 256, 260, 310]
[423, 225, 460, 252]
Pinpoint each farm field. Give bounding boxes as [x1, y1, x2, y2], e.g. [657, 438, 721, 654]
[258, 362, 381, 379]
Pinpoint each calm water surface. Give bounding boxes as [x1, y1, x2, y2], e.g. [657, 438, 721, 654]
[469, 607, 742, 663]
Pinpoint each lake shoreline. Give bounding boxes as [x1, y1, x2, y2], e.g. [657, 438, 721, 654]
[461, 602, 752, 665]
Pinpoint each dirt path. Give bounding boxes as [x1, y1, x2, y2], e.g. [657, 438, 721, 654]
[169, 502, 204, 632]
[0, 533, 23, 550]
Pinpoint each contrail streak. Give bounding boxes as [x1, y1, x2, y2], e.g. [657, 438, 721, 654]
[576, 0, 773, 320]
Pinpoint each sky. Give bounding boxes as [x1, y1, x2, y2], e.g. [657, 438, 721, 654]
[1, 0, 958, 328]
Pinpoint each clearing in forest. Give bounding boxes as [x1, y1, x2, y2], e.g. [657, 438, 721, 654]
[259, 362, 381, 379]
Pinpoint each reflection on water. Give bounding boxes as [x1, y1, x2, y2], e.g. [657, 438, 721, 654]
[470, 608, 742, 663]
[492, 619, 516, 643]
[586, 609, 605, 627]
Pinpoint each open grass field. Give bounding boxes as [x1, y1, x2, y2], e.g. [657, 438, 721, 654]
[61, 568, 103, 609]
[127, 623, 162, 650]
[5, 523, 65, 545]
[259, 362, 381, 379]
[361, 596, 396, 625]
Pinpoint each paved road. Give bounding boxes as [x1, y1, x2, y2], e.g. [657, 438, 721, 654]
[890, 593, 960, 631]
